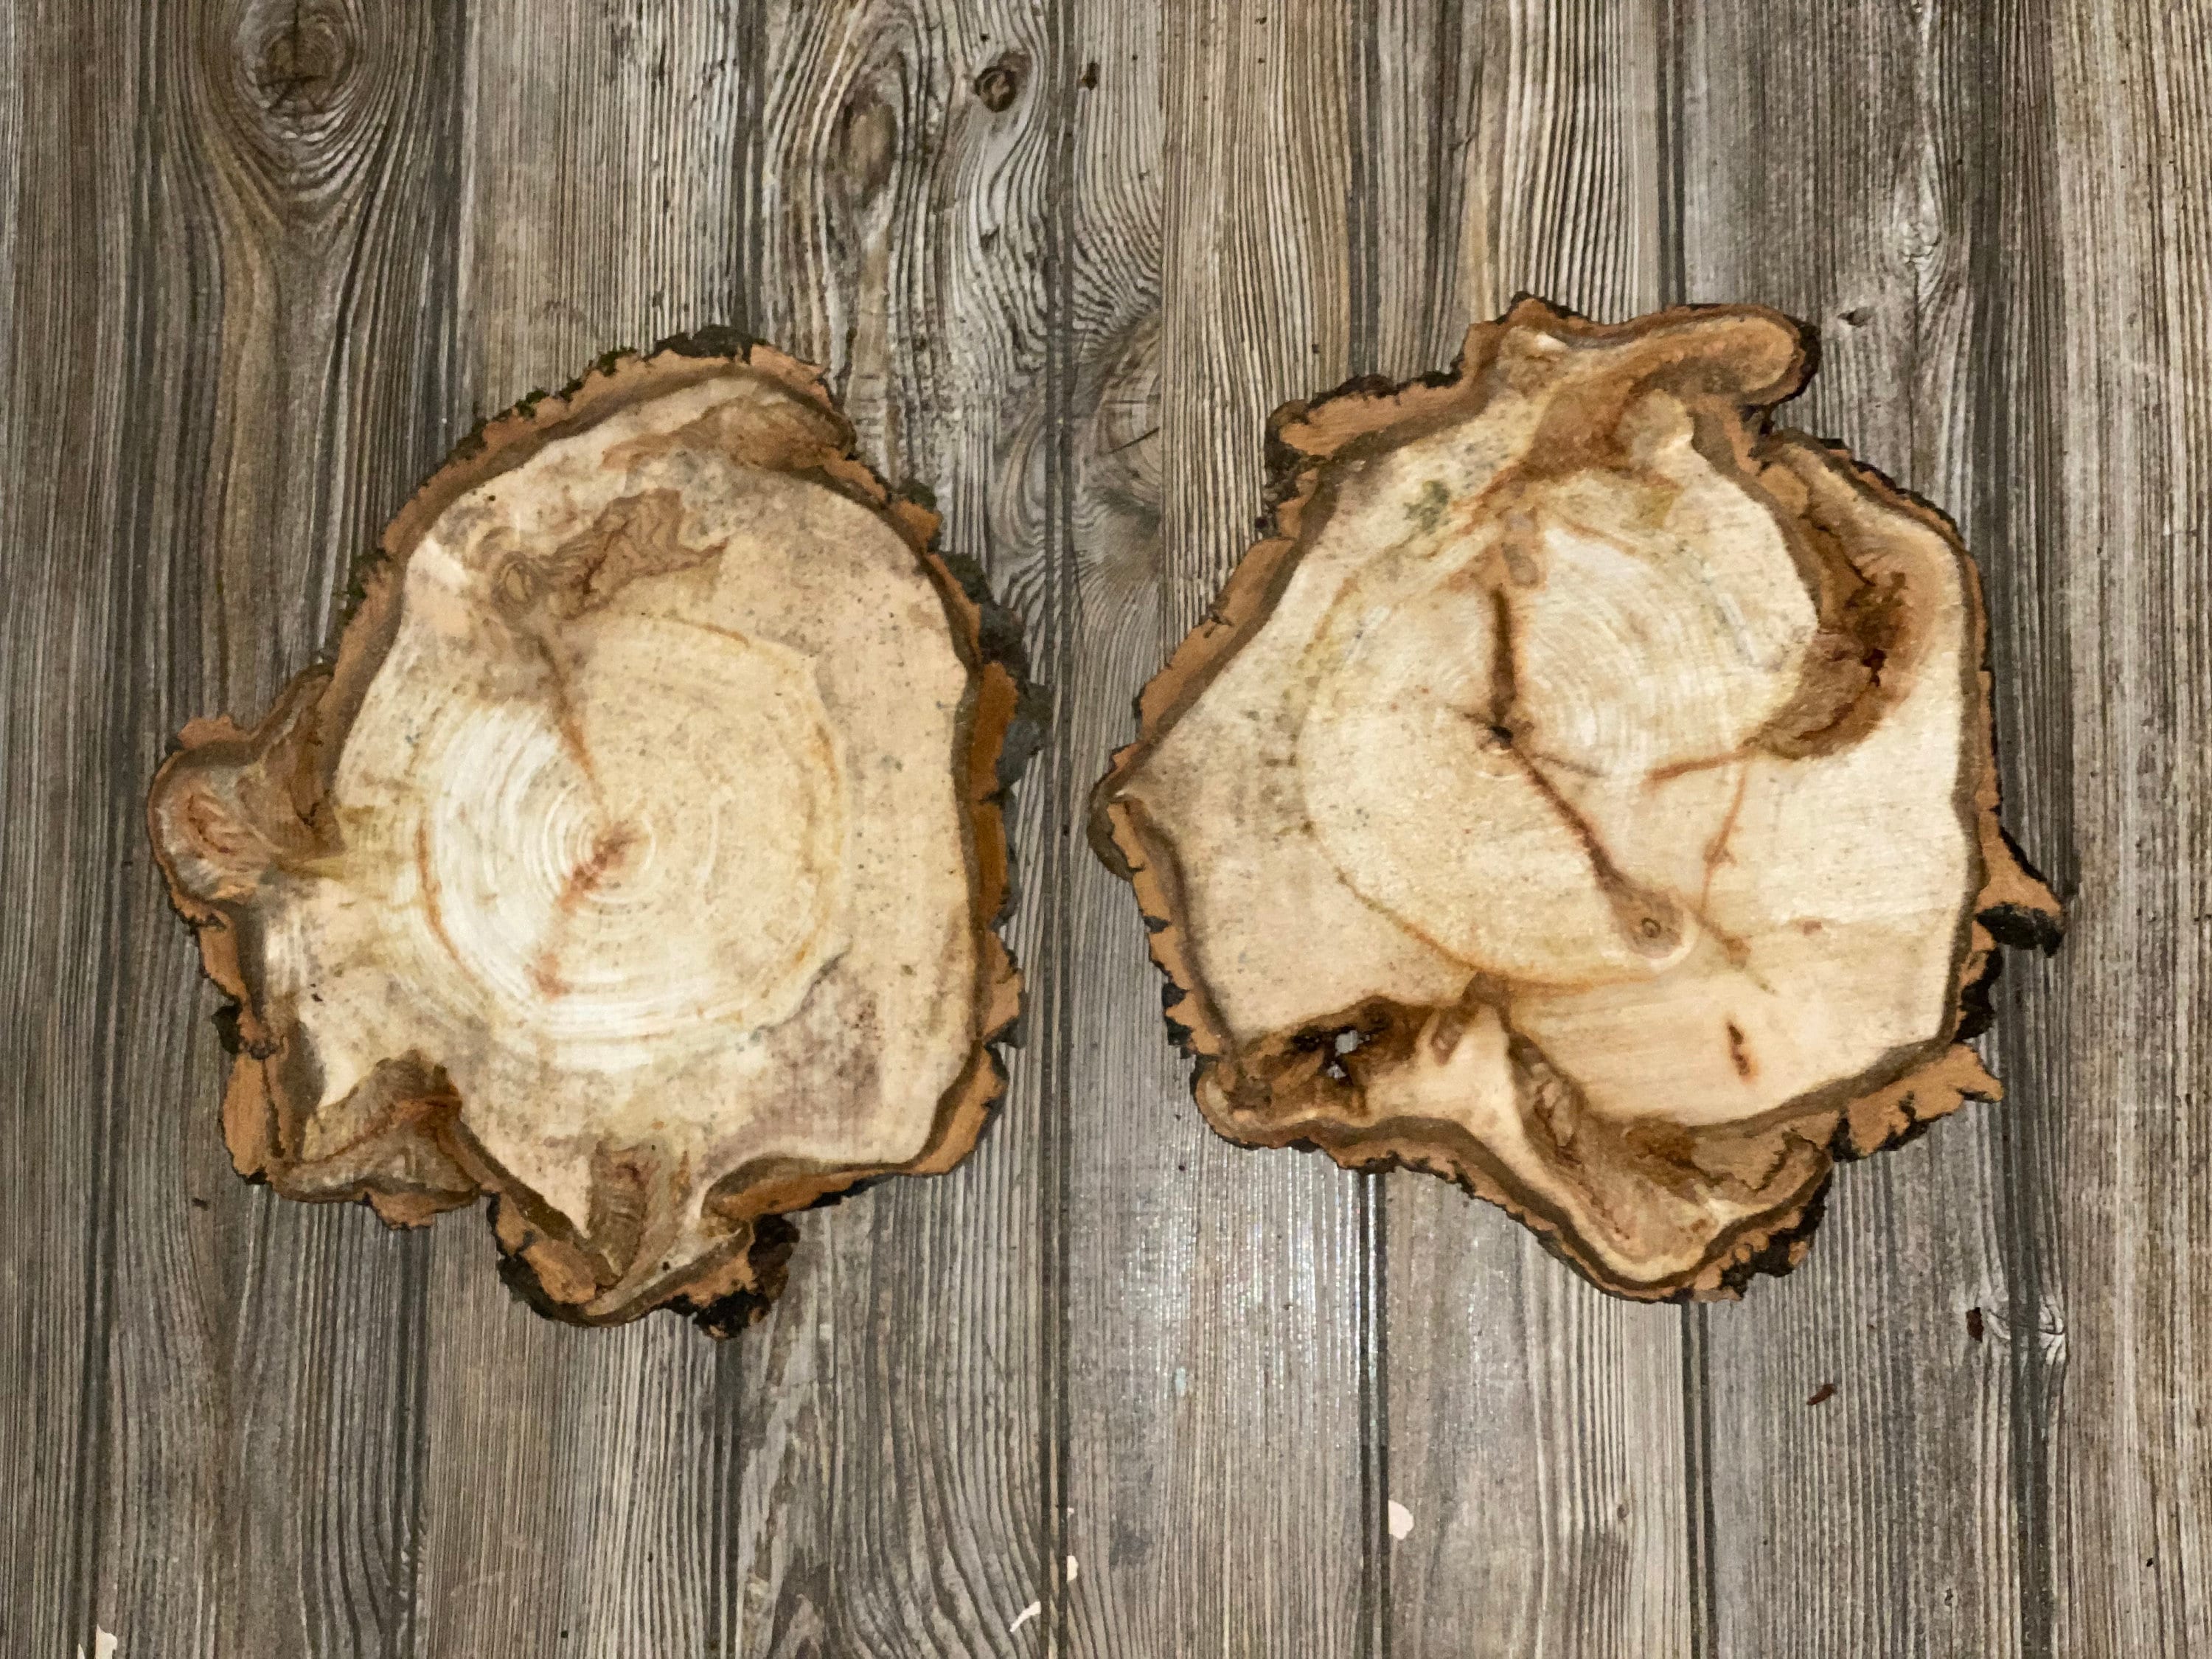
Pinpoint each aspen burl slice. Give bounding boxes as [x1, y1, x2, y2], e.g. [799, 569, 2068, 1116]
[1092, 300, 2060, 1300]
[150, 340, 1026, 1331]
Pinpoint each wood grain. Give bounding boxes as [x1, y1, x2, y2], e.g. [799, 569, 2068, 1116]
[111, 0, 463, 1639]
[1381, 5, 1696, 1655]
[408, 9, 744, 1653]
[4, 0, 2208, 1652]
[1677, 4, 2039, 1653]
[1, 4, 144, 1652]
[734, 2, 1062, 1649]
[4, 2, 462, 1655]
[2039, 1, 2212, 1650]
[1054, 3, 1377, 1653]
[1042, 3, 1171, 1652]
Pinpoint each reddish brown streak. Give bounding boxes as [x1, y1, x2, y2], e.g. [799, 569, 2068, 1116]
[414, 821, 460, 967]
[533, 825, 638, 998]
[524, 629, 601, 796]
[559, 825, 637, 911]
[1726, 1020, 1756, 1081]
[1648, 745, 1751, 785]
[1458, 572, 1683, 953]
[529, 950, 568, 1000]
[1486, 582, 1520, 730]
[1700, 767, 1752, 910]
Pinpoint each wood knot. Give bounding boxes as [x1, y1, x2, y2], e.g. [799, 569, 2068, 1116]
[251, 2, 352, 121]
[974, 52, 1028, 112]
[1088, 311, 1162, 516]
[832, 87, 897, 208]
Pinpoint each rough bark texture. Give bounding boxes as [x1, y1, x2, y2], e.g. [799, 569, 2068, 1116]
[1093, 299, 2059, 1301]
[148, 338, 1026, 1331]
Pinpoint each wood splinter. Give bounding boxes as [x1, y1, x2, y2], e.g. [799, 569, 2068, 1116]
[149, 338, 1026, 1332]
[1092, 299, 2061, 1300]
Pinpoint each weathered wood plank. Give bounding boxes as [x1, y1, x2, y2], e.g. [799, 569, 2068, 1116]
[2038, 1, 2212, 1650]
[726, 2, 1063, 1649]
[4, 3, 2206, 1654]
[1679, 4, 2040, 1651]
[1055, 4, 1377, 1652]
[408, 10, 748, 1653]
[1049, 3, 1180, 1650]
[105, 0, 467, 1646]
[3, 1, 462, 1655]
[1382, 4, 1696, 1653]
[1968, 7, 2075, 1652]
[0, 3, 145, 1650]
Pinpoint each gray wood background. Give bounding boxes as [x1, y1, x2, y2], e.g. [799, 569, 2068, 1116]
[3, 0, 2205, 1653]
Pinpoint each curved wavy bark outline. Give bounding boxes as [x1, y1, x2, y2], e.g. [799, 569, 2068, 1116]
[1092, 299, 2060, 1300]
[150, 337, 1030, 1332]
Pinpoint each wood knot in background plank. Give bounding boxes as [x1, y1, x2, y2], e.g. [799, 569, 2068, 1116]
[201, 0, 420, 217]
[974, 51, 1027, 112]
[832, 86, 897, 211]
[988, 310, 1164, 632]
[252, 2, 347, 120]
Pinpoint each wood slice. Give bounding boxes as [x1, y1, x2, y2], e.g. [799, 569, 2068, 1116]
[148, 337, 1026, 1332]
[1091, 299, 2062, 1301]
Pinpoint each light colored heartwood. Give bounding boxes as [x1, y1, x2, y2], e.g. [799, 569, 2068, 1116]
[1097, 300, 2057, 1298]
[149, 351, 1018, 1329]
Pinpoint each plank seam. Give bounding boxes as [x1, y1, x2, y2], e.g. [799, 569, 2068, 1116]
[1349, 1, 1393, 1649]
[1657, 6, 1718, 1650]
[703, 10, 769, 1657]
[390, 9, 476, 1646]
[1969, 0, 2065, 1649]
[1045, 0, 1079, 1646]
[64, 0, 175, 1639]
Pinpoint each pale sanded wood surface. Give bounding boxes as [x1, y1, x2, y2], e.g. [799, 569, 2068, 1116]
[1, 1, 2205, 1655]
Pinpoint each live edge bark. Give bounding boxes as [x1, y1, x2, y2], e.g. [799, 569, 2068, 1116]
[147, 337, 1028, 1332]
[144, 304, 2060, 1324]
[1093, 299, 2061, 1301]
